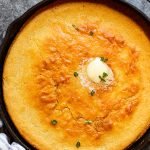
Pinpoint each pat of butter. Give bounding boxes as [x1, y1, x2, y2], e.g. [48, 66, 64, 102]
[87, 57, 114, 84]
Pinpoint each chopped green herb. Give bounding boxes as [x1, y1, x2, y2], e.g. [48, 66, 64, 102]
[89, 31, 94, 36]
[85, 120, 92, 124]
[76, 141, 81, 148]
[99, 72, 108, 82]
[51, 120, 57, 125]
[74, 72, 78, 77]
[99, 75, 106, 82]
[102, 72, 108, 78]
[90, 90, 95, 96]
[100, 57, 108, 62]
[72, 24, 79, 31]
[72, 24, 76, 28]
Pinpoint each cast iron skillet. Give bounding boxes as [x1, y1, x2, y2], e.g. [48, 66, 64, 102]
[0, 0, 149, 149]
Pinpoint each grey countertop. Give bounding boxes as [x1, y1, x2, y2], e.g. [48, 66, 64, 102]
[0, 0, 149, 150]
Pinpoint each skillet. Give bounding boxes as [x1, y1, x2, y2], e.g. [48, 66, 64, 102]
[0, 0, 149, 149]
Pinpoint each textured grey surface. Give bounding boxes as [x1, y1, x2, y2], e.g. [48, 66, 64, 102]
[0, 0, 41, 45]
[125, 0, 150, 16]
[0, 0, 149, 150]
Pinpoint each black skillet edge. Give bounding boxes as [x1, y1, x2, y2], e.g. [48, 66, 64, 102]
[0, 0, 149, 149]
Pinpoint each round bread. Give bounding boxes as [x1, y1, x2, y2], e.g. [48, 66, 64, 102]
[3, 1, 150, 150]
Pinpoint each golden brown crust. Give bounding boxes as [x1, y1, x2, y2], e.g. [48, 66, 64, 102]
[3, 1, 150, 150]
[36, 21, 140, 141]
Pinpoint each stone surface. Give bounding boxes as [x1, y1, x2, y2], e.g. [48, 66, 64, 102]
[125, 0, 150, 17]
[0, 0, 41, 45]
[0, 0, 149, 149]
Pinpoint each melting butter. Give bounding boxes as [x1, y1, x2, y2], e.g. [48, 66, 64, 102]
[87, 57, 114, 85]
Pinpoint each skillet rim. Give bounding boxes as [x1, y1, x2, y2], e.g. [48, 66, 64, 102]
[0, 0, 149, 149]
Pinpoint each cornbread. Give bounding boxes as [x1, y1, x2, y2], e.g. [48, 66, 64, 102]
[3, 1, 150, 150]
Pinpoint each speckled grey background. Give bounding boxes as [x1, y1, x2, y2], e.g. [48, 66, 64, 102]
[0, 0, 149, 150]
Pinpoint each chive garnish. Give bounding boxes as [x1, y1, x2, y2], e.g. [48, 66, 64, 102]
[100, 57, 108, 62]
[89, 31, 94, 36]
[99, 72, 108, 82]
[72, 24, 79, 31]
[99, 75, 106, 82]
[102, 72, 108, 78]
[76, 141, 81, 148]
[74, 72, 78, 77]
[85, 120, 92, 124]
[51, 120, 57, 125]
[90, 90, 95, 96]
